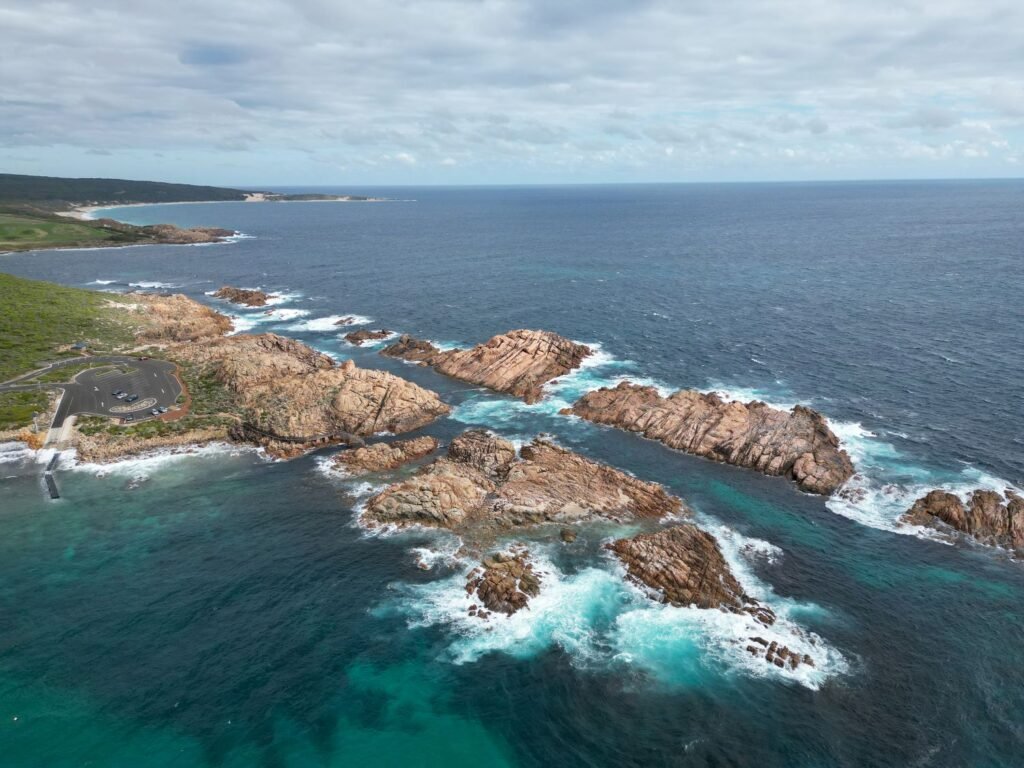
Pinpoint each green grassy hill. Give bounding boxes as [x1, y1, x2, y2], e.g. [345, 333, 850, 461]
[0, 273, 136, 428]
[0, 272, 132, 382]
[0, 211, 141, 251]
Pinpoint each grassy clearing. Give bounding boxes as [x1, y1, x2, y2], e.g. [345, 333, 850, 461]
[29, 362, 119, 383]
[0, 212, 140, 251]
[0, 272, 134, 382]
[0, 391, 49, 431]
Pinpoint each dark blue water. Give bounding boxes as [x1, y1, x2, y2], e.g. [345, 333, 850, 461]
[1, 182, 1023, 766]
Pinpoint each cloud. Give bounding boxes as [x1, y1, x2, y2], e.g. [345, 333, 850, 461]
[0, 0, 1021, 183]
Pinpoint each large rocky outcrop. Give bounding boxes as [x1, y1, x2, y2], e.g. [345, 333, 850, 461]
[362, 430, 682, 532]
[569, 382, 854, 495]
[333, 436, 440, 475]
[465, 547, 541, 617]
[126, 293, 234, 343]
[212, 286, 276, 307]
[171, 333, 450, 457]
[903, 489, 1024, 550]
[609, 525, 814, 670]
[381, 329, 591, 404]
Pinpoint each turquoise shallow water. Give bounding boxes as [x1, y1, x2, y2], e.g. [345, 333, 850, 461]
[1, 182, 1023, 766]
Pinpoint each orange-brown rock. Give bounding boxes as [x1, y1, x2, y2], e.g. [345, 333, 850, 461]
[569, 382, 854, 495]
[332, 436, 440, 474]
[382, 329, 591, 404]
[126, 293, 233, 343]
[610, 525, 812, 668]
[142, 223, 235, 244]
[344, 329, 392, 346]
[171, 333, 450, 457]
[381, 334, 439, 362]
[466, 547, 541, 617]
[362, 430, 682, 532]
[609, 525, 748, 610]
[212, 286, 276, 307]
[903, 489, 1024, 550]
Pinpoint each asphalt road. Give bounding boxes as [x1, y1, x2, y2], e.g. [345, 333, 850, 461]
[49, 359, 183, 427]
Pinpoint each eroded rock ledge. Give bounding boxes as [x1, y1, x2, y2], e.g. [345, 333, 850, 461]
[382, 329, 591, 404]
[212, 286, 276, 307]
[569, 382, 854, 495]
[609, 526, 814, 671]
[171, 333, 450, 457]
[466, 547, 541, 617]
[333, 436, 440, 475]
[903, 489, 1024, 551]
[362, 430, 682, 533]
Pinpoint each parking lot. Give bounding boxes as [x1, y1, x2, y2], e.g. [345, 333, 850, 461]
[51, 358, 183, 426]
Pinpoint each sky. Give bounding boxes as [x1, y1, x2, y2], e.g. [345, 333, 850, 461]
[2, 0, 1024, 186]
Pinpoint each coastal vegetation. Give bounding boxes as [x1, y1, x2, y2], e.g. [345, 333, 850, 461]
[0, 210, 140, 251]
[0, 172, 249, 209]
[0, 272, 133, 382]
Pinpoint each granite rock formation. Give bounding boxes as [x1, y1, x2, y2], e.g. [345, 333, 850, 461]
[212, 286, 276, 307]
[332, 436, 440, 475]
[128, 293, 234, 342]
[344, 329, 392, 346]
[382, 329, 591, 404]
[362, 430, 682, 532]
[569, 382, 854, 495]
[609, 525, 814, 670]
[172, 333, 450, 457]
[466, 547, 541, 617]
[903, 489, 1024, 550]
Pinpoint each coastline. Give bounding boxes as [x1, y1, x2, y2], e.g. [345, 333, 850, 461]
[59, 195, 392, 221]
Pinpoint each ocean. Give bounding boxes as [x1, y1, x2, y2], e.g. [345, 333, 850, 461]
[1, 181, 1022, 766]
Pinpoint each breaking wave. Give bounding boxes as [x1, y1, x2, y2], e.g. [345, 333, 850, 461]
[287, 314, 374, 332]
[389, 536, 847, 690]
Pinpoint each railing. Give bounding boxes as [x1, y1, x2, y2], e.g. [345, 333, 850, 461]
[236, 422, 366, 447]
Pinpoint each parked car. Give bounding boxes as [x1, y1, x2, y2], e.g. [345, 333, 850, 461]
[125, 394, 139, 403]
[113, 390, 127, 399]
[157, 406, 168, 414]
[150, 408, 160, 416]
[123, 415, 134, 423]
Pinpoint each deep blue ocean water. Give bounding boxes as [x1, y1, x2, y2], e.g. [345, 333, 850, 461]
[1, 181, 1023, 766]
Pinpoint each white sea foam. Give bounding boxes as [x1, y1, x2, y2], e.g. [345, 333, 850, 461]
[66, 442, 257, 480]
[287, 314, 373, 332]
[0, 441, 34, 465]
[410, 535, 465, 571]
[129, 280, 180, 289]
[825, 418, 1022, 539]
[341, 331, 399, 347]
[452, 341, 665, 427]
[396, 538, 847, 690]
[227, 314, 257, 334]
[264, 291, 302, 306]
[702, 381, 804, 411]
[88, 279, 117, 285]
[265, 307, 309, 321]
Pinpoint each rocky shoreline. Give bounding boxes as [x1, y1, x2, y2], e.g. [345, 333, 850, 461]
[569, 382, 854, 495]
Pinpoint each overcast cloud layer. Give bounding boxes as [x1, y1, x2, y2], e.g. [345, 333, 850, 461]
[2, 0, 1023, 185]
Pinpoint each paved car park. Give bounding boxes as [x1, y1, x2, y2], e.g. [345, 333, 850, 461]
[50, 358, 183, 426]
